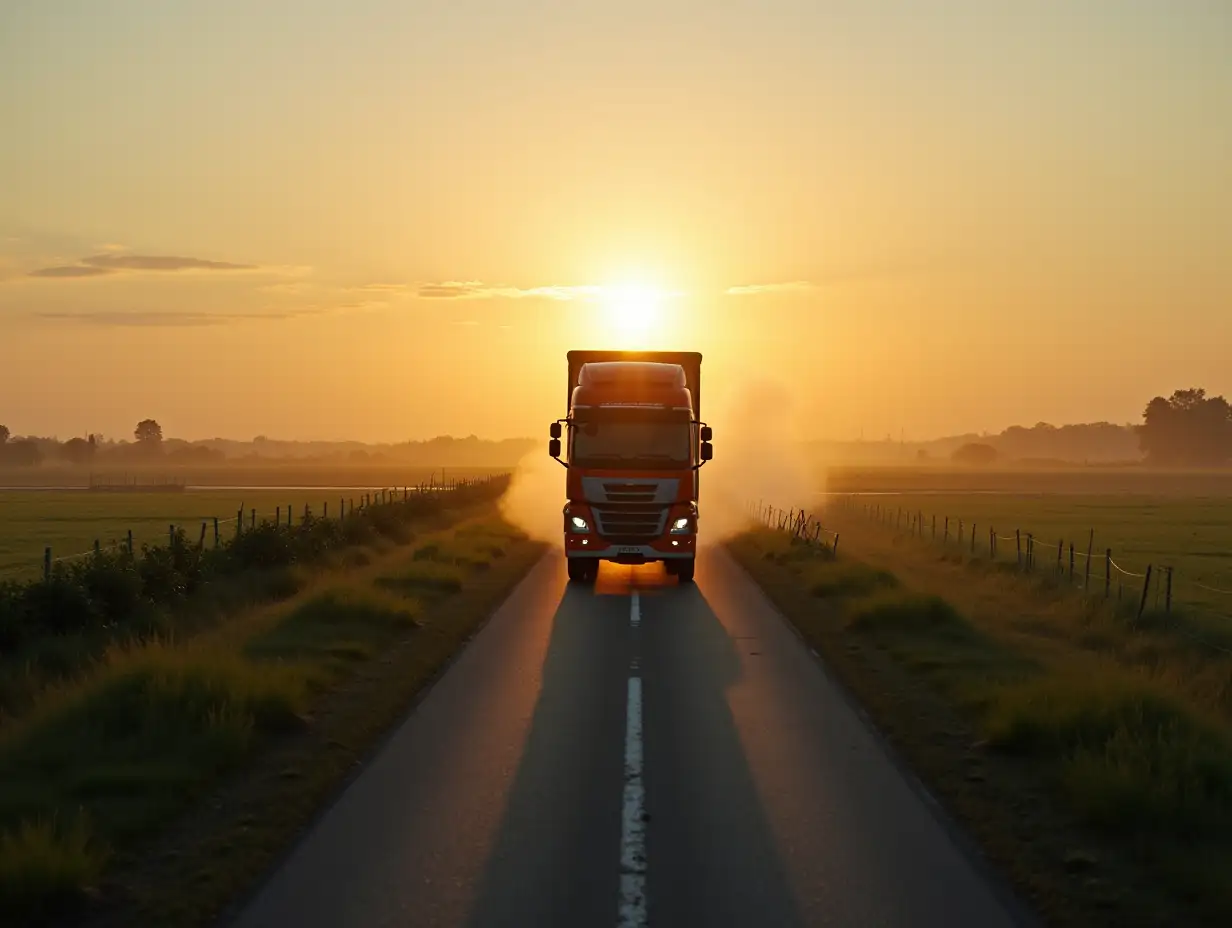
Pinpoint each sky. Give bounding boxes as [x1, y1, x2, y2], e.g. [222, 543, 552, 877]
[2, 1, 1230, 444]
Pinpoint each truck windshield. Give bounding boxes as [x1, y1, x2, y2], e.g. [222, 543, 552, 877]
[570, 418, 691, 467]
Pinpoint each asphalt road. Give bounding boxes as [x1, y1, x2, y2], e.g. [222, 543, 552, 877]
[227, 546, 1032, 928]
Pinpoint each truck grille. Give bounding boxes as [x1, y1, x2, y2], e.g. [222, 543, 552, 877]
[592, 506, 666, 539]
[601, 482, 660, 503]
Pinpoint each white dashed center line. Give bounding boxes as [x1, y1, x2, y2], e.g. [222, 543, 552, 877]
[619, 591, 647, 927]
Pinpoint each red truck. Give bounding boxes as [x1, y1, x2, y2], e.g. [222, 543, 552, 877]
[549, 350, 713, 583]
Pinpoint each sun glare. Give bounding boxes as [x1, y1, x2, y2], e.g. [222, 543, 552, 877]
[602, 283, 662, 338]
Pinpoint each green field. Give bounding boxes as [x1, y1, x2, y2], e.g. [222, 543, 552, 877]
[0, 488, 427, 580]
[808, 467, 1232, 622]
[819, 492, 1232, 621]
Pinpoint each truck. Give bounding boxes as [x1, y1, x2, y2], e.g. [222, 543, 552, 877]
[549, 350, 713, 584]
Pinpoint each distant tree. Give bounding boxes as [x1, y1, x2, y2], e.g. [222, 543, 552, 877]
[0, 425, 8, 444]
[2, 439, 43, 467]
[951, 442, 999, 466]
[134, 419, 164, 449]
[1139, 388, 1232, 466]
[61, 436, 96, 465]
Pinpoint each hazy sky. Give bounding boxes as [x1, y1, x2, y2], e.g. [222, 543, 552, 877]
[2, 1, 1230, 443]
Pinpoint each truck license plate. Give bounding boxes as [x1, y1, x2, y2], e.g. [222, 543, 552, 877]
[616, 546, 642, 555]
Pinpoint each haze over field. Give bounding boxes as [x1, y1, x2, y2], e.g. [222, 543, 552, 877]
[3, 2, 1230, 448]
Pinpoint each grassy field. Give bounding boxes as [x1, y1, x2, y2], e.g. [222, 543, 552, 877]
[0, 494, 544, 925]
[731, 493, 1232, 926]
[0, 488, 447, 580]
[822, 492, 1232, 620]
[0, 463, 506, 490]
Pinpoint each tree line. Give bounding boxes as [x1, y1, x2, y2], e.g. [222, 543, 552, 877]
[942, 387, 1232, 468]
[0, 419, 177, 467]
[0, 419, 538, 469]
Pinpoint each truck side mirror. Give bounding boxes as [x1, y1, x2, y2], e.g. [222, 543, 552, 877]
[549, 438, 561, 458]
[550, 422, 562, 439]
[700, 441, 713, 461]
[700, 425, 713, 442]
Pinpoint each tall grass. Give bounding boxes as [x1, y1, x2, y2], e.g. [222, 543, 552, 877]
[733, 524, 1232, 923]
[0, 492, 517, 924]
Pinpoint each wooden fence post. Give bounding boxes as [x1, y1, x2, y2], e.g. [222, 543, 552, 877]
[1137, 565, 1153, 619]
[276, 506, 281, 527]
[44, 547, 51, 581]
[169, 524, 175, 547]
[251, 508, 256, 529]
[1084, 529, 1094, 589]
[1069, 542, 1075, 581]
[198, 522, 207, 549]
[1016, 529, 1022, 567]
[128, 529, 134, 554]
[1165, 567, 1173, 614]
[932, 515, 936, 539]
[970, 523, 976, 554]
[94, 539, 101, 556]
[1057, 539, 1063, 572]
[214, 517, 220, 548]
[833, 534, 840, 556]
[237, 509, 243, 537]
[1026, 533, 1034, 570]
[989, 527, 995, 558]
[944, 517, 949, 542]
[1105, 549, 1111, 597]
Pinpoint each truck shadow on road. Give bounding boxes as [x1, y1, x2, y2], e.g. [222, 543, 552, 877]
[464, 564, 804, 927]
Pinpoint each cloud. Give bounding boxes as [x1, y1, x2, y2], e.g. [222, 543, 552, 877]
[33, 306, 331, 327]
[82, 253, 256, 271]
[28, 265, 111, 279]
[36, 311, 246, 327]
[26, 252, 259, 279]
[416, 280, 600, 301]
[724, 281, 816, 296]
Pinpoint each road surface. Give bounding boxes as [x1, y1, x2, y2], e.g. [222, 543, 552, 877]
[227, 546, 1032, 928]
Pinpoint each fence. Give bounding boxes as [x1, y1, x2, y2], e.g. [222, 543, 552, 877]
[746, 499, 841, 555]
[750, 494, 1232, 654]
[1, 478, 493, 583]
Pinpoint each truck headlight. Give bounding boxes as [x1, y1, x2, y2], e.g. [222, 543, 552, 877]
[570, 515, 589, 532]
[670, 517, 691, 534]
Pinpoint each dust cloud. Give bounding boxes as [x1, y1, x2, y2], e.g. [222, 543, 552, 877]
[701, 376, 823, 542]
[498, 444, 565, 543]
[496, 375, 826, 546]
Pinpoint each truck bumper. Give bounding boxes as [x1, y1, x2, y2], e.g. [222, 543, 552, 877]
[564, 534, 695, 562]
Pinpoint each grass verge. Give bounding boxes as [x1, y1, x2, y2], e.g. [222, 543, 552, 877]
[0, 505, 544, 927]
[729, 526, 1232, 928]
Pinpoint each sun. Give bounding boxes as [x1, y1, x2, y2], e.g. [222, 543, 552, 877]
[602, 283, 662, 337]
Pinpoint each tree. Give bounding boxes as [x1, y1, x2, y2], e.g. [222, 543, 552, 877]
[2, 439, 42, 467]
[61, 436, 96, 465]
[0, 425, 8, 445]
[1139, 388, 1232, 466]
[134, 419, 164, 447]
[951, 442, 999, 466]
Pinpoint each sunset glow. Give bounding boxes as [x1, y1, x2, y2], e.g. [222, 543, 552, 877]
[602, 283, 664, 340]
[0, 3, 1229, 443]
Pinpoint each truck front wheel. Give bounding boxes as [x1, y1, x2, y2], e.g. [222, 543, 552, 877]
[675, 558, 695, 583]
[567, 559, 597, 583]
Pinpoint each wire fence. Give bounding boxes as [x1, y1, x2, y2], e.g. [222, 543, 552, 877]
[0, 479, 481, 583]
[746, 499, 841, 554]
[748, 494, 1232, 655]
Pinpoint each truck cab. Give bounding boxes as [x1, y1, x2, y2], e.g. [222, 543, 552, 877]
[549, 351, 713, 584]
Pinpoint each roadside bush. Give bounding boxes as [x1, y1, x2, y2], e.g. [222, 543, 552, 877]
[0, 583, 27, 651]
[68, 551, 142, 624]
[21, 576, 98, 636]
[3, 476, 509, 654]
